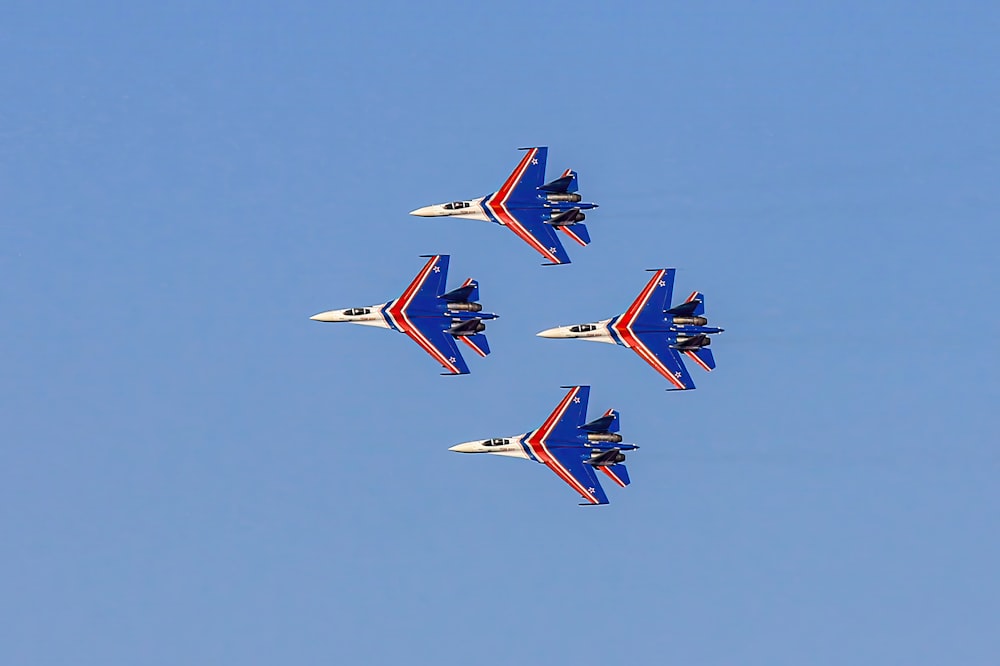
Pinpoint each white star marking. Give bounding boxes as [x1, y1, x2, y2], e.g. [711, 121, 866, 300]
[659, 280, 666, 287]
[433, 266, 441, 273]
[549, 247, 557, 253]
[674, 371, 683, 378]
[531, 158, 538, 165]
[587, 487, 596, 493]
[573, 397, 581, 403]
[449, 357, 457, 363]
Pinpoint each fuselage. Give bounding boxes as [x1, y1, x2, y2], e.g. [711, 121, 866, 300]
[449, 432, 639, 463]
[311, 300, 497, 330]
[537, 316, 724, 347]
[410, 194, 598, 226]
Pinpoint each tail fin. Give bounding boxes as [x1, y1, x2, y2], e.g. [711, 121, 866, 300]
[557, 223, 590, 247]
[458, 333, 490, 358]
[540, 168, 579, 193]
[441, 278, 479, 304]
[599, 464, 630, 488]
[581, 408, 620, 434]
[683, 347, 715, 372]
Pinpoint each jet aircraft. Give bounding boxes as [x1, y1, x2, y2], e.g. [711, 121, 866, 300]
[537, 269, 723, 390]
[449, 386, 637, 505]
[310, 255, 497, 375]
[409, 147, 598, 265]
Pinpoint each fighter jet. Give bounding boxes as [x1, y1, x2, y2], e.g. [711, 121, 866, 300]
[537, 269, 723, 390]
[449, 386, 637, 506]
[310, 255, 497, 375]
[409, 147, 598, 265]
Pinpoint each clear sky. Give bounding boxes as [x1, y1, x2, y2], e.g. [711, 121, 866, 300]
[3, 2, 999, 664]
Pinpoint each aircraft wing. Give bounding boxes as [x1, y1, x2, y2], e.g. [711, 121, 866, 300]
[621, 268, 676, 327]
[629, 331, 696, 390]
[543, 448, 610, 505]
[402, 315, 471, 375]
[497, 147, 548, 204]
[489, 205, 573, 265]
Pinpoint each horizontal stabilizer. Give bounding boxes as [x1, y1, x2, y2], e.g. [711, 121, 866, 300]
[557, 223, 590, 247]
[684, 347, 715, 372]
[459, 332, 490, 358]
[441, 278, 479, 304]
[580, 408, 620, 434]
[599, 463, 630, 488]
[539, 169, 579, 193]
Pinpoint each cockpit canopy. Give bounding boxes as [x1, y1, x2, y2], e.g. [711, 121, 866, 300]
[443, 201, 471, 210]
[344, 308, 372, 316]
[569, 324, 597, 333]
[483, 438, 510, 447]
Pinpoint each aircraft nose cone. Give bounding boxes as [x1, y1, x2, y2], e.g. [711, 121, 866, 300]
[409, 205, 436, 217]
[310, 310, 339, 322]
[536, 327, 563, 338]
[448, 442, 480, 453]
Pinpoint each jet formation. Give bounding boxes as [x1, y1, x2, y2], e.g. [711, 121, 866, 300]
[313, 147, 725, 504]
[409, 147, 598, 265]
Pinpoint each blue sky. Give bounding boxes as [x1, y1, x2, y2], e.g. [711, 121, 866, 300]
[3, 2, 999, 664]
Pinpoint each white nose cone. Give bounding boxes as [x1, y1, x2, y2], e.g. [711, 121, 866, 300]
[409, 205, 440, 217]
[310, 310, 345, 322]
[448, 441, 482, 453]
[537, 326, 569, 338]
